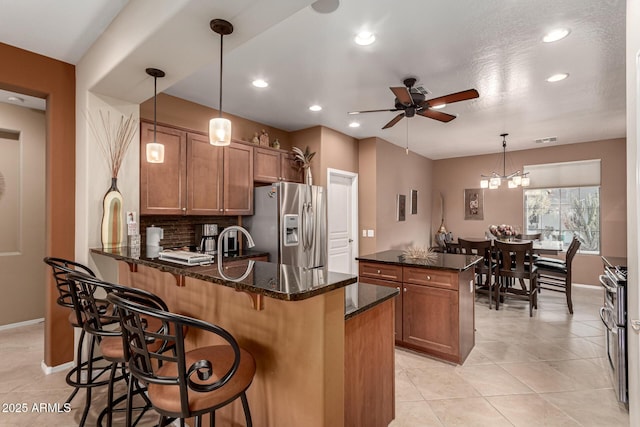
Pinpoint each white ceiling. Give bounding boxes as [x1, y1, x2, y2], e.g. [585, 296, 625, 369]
[0, 0, 626, 160]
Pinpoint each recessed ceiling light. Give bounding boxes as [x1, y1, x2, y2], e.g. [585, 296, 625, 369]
[348, 121, 360, 128]
[431, 103, 446, 110]
[546, 73, 569, 82]
[543, 28, 570, 43]
[309, 105, 322, 112]
[355, 31, 375, 46]
[7, 96, 24, 103]
[252, 79, 268, 88]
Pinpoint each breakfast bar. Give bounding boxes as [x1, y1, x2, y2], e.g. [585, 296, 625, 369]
[91, 247, 397, 427]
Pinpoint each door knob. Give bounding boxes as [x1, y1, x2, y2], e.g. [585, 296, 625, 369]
[348, 238, 353, 243]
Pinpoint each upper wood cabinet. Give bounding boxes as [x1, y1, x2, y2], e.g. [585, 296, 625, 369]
[140, 121, 253, 216]
[140, 122, 187, 215]
[253, 146, 302, 183]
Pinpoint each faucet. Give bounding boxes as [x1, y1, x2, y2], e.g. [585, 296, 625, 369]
[217, 225, 255, 266]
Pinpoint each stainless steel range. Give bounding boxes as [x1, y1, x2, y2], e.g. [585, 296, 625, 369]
[599, 256, 628, 405]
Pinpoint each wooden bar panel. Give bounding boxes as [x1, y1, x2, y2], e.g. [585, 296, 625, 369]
[345, 299, 395, 427]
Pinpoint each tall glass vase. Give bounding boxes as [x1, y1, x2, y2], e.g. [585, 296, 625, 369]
[101, 177, 124, 249]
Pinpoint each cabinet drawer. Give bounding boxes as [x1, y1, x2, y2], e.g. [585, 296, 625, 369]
[359, 262, 402, 282]
[403, 267, 457, 290]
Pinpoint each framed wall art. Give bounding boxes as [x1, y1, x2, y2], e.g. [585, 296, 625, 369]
[397, 194, 406, 221]
[464, 188, 484, 220]
[410, 189, 418, 215]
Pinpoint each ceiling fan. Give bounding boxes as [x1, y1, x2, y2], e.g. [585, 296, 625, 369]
[348, 77, 479, 129]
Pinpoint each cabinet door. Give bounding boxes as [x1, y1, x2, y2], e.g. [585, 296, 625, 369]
[254, 147, 281, 183]
[223, 142, 254, 215]
[402, 284, 459, 356]
[280, 153, 303, 183]
[186, 133, 223, 215]
[140, 122, 187, 215]
[358, 276, 403, 341]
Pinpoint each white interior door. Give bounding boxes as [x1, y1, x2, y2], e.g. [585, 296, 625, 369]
[327, 169, 358, 275]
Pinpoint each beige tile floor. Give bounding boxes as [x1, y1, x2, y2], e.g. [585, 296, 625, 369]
[0, 284, 630, 426]
[391, 284, 630, 427]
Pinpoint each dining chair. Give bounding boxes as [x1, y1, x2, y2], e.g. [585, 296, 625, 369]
[493, 240, 539, 316]
[534, 236, 581, 314]
[458, 238, 496, 308]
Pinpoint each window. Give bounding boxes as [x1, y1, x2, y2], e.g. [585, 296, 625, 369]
[524, 187, 600, 254]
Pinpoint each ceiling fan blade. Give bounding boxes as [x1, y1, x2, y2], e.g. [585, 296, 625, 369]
[417, 109, 456, 123]
[348, 108, 400, 115]
[382, 113, 405, 129]
[390, 86, 412, 105]
[423, 89, 479, 108]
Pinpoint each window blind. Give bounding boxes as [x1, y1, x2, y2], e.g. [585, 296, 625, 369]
[523, 159, 601, 188]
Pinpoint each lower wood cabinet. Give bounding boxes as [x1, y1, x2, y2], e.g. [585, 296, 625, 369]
[358, 261, 475, 364]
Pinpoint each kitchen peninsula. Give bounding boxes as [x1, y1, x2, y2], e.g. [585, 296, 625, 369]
[357, 250, 482, 364]
[91, 247, 398, 427]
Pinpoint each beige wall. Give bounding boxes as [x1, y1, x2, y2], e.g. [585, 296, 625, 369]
[357, 137, 434, 255]
[0, 103, 46, 325]
[140, 93, 292, 149]
[291, 126, 322, 185]
[432, 138, 627, 285]
[319, 127, 359, 187]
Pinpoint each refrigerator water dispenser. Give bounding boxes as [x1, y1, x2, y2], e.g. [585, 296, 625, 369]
[283, 214, 299, 246]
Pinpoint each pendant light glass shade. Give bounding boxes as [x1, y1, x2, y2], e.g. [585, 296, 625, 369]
[145, 67, 165, 163]
[146, 142, 164, 163]
[480, 133, 529, 190]
[209, 117, 232, 146]
[209, 19, 233, 146]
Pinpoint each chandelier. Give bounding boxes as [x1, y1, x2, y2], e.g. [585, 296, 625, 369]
[480, 133, 530, 189]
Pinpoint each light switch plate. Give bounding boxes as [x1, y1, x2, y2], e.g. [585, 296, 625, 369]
[367, 229, 374, 237]
[362, 230, 367, 237]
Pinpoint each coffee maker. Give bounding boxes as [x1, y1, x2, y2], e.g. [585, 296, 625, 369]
[195, 224, 218, 254]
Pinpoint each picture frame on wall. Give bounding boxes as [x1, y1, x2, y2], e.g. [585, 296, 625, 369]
[464, 188, 484, 220]
[397, 194, 406, 221]
[410, 189, 418, 215]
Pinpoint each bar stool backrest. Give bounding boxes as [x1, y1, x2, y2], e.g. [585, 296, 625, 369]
[44, 257, 96, 310]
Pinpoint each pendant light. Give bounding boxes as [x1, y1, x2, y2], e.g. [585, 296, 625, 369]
[209, 19, 233, 146]
[145, 68, 165, 163]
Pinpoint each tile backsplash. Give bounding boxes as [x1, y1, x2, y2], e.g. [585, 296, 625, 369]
[139, 215, 238, 249]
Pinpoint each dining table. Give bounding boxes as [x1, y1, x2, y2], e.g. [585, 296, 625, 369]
[448, 237, 564, 255]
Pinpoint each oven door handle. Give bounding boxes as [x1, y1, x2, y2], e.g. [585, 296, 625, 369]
[600, 306, 615, 331]
[599, 274, 617, 293]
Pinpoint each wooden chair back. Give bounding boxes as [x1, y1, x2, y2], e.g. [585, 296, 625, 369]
[494, 240, 536, 280]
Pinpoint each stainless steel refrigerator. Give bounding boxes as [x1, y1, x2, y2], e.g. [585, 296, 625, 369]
[244, 182, 326, 269]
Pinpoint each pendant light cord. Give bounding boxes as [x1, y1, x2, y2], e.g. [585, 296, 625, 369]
[153, 75, 158, 140]
[219, 33, 224, 118]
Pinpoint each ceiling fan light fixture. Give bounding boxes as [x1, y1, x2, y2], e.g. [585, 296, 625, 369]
[355, 31, 375, 46]
[209, 18, 233, 147]
[546, 73, 569, 82]
[145, 67, 166, 163]
[309, 104, 322, 112]
[252, 79, 268, 88]
[543, 28, 570, 43]
[431, 103, 447, 110]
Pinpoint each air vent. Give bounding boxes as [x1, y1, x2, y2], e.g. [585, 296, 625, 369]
[535, 136, 557, 144]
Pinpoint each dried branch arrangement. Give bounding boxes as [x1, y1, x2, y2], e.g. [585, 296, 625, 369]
[403, 246, 438, 263]
[87, 110, 138, 178]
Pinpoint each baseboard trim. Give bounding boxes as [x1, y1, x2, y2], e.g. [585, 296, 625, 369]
[41, 359, 74, 375]
[0, 317, 44, 331]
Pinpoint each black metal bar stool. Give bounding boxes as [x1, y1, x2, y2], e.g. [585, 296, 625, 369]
[67, 273, 171, 427]
[44, 257, 115, 426]
[108, 292, 256, 427]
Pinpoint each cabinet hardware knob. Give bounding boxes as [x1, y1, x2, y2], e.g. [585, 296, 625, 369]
[426, 275, 431, 280]
[220, 209, 223, 212]
[376, 269, 381, 274]
[403, 287, 407, 292]
[396, 287, 400, 291]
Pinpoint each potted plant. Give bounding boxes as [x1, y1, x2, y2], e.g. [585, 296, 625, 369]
[292, 146, 316, 184]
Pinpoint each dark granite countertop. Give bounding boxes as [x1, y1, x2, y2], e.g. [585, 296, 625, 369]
[356, 249, 482, 271]
[344, 283, 399, 320]
[91, 247, 357, 301]
[602, 255, 627, 268]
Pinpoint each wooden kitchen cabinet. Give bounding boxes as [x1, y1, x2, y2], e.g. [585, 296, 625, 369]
[140, 122, 187, 215]
[140, 121, 253, 215]
[358, 260, 475, 364]
[253, 146, 303, 183]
